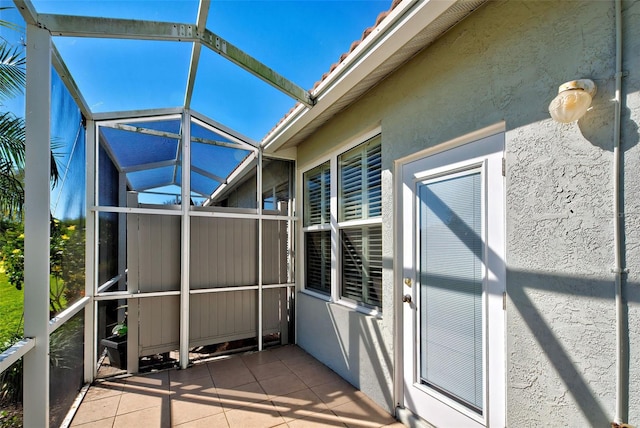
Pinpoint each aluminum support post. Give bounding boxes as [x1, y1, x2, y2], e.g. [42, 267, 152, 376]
[84, 119, 96, 382]
[180, 111, 191, 368]
[23, 24, 51, 428]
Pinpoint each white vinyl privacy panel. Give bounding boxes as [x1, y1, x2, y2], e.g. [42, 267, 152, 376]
[137, 214, 181, 292]
[129, 207, 291, 356]
[262, 220, 290, 285]
[418, 171, 483, 411]
[190, 217, 258, 288]
[139, 296, 180, 356]
[129, 213, 181, 356]
[189, 290, 257, 347]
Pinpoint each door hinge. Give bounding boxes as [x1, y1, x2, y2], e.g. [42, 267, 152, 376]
[503, 291, 507, 310]
[502, 157, 506, 177]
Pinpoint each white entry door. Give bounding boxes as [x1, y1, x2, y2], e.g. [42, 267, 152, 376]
[400, 133, 505, 427]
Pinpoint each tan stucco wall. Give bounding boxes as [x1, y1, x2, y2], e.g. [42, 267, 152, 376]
[294, 0, 640, 425]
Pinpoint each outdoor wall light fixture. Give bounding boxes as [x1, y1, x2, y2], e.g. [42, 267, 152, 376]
[548, 79, 597, 123]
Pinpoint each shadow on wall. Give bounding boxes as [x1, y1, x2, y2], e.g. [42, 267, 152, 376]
[314, 301, 394, 411]
[508, 268, 639, 426]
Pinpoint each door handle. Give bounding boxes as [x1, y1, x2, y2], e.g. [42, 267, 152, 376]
[402, 294, 412, 304]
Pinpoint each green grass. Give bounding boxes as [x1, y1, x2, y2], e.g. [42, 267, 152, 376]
[0, 264, 71, 350]
[0, 270, 24, 349]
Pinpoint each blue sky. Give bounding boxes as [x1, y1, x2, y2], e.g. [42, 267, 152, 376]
[0, 0, 391, 141]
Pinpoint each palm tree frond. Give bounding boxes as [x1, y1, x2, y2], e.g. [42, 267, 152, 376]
[0, 159, 24, 217]
[0, 112, 25, 167]
[0, 41, 25, 102]
[0, 8, 23, 33]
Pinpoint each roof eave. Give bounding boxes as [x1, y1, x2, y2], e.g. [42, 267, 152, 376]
[261, 0, 487, 154]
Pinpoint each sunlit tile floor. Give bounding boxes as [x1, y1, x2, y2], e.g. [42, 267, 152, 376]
[70, 345, 403, 428]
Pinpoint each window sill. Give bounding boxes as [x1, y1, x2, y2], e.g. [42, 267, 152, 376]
[300, 288, 331, 302]
[299, 289, 382, 320]
[336, 298, 382, 319]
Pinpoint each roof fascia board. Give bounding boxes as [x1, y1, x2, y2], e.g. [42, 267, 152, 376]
[264, 146, 297, 161]
[184, 0, 210, 108]
[38, 14, 198, 41]
[262, 0, 458, 152]
[200, 28, 314, 108]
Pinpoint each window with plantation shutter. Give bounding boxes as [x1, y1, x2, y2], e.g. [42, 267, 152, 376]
[301, 134, 382, 311]
[339, 139, 381, 222]
[303, 162, 331, 294]
[303, 162, 330, 227]
[338, 137, 382, 310]
[341, 225, 382, 309]
[305, 231, 331, 294]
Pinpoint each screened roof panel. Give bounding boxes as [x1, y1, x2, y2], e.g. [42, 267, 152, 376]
[31, 0, 199, 23]
[190, 172, 221, 197]
[101, 127, 178, 168]
[190, 141, 250, 180]
[128, 165, 175, 190]
[13, 0, 394, 144]
[125, 119, 181, 135]
[190, 121, 234, 146]
[53, 37, 191, 113]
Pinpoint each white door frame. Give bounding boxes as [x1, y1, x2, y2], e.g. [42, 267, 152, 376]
[394, 123, 506, 427]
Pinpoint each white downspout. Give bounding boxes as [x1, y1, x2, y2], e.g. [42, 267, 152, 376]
[612, 0, 628, 425]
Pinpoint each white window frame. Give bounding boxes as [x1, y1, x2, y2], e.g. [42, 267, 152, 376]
[299, 128, 382, 316]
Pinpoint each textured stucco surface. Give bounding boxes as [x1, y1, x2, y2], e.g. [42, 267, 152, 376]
[296, 293, 394, 412]
[293, 0, 639, 425]
[622, 0, 640, 423]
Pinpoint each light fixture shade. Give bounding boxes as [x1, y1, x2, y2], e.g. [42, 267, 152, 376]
[548, 79, 597, 123]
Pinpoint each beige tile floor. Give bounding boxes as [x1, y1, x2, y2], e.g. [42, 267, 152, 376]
[70, 345, 403, 428]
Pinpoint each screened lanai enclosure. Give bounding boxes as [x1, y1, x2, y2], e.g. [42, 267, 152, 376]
[95, 111, 295, 374]
[0, 0, 328, 425]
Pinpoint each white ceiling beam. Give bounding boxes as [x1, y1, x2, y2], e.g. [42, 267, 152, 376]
[51, 44, 92, 119]
[184, 0, 210, 108]
[121, 159, 177, 173]
[93, 108, 184, 122]
[135, 180, 175, 192]
[38, 14, 198, 41]
[14, 0, 93, 119]
[12, 0, 37, 25]
[190, 111, 258, 149]
[191, 165, 225, 184]
[100, 122, 181, 140]
[200, 28, 314, 107]
[191, 136, 245, 151]
[32, 13, 314, 107]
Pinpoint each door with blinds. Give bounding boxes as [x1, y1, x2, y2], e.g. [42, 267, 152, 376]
[400, 132, 505, 427]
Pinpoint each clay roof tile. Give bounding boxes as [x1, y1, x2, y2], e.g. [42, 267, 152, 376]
[263, 0, 398, 143]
